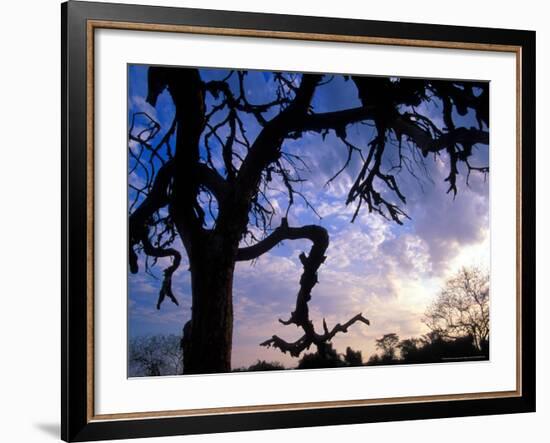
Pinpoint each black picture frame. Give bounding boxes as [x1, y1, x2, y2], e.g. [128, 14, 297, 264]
[62, 1, 536, 441]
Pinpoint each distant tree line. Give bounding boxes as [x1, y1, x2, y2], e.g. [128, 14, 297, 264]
[367, 331, 488, 366]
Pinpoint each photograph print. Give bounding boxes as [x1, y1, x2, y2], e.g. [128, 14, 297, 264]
[127, 64, 490, 377]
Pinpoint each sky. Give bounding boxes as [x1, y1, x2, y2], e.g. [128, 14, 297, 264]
[127, 65, 490, 370]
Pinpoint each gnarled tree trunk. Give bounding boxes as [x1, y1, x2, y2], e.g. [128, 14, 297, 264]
[180, 232, 237, 374]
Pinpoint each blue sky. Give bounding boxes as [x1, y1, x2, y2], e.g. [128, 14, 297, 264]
[128, 65, 490, 369]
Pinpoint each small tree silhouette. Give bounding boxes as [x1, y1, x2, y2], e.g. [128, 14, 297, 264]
[247, 360, 285, 371]
[375, 333, 400, 360]
[129, 334, 183, 376]
[343, 347, 364, 367]
[423, 267, 489, 350]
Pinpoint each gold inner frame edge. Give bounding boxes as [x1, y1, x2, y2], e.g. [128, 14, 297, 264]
[85, 19, 523, 423]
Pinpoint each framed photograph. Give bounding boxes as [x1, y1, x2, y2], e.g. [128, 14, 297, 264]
[61, 1, 535, 441]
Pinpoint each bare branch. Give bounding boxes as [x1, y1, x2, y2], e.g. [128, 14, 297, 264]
[252, 218, 369, 358]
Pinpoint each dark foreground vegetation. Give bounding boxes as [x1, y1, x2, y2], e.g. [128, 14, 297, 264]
[130, 332, 487, 376]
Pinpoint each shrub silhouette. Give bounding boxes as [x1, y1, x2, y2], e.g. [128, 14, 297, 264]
[247, 360, 285, 371]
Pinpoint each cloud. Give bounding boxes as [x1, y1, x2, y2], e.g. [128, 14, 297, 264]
[403, 153, 489, 273]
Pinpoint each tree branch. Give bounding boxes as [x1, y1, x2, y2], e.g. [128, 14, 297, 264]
[252, 218, 369, 358]
[215, 74, 323, 245]
[235, 218, 326, 261]
[147, 66, 208, 254]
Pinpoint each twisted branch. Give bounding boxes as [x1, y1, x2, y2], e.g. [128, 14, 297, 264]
[247, 218, 369, 358]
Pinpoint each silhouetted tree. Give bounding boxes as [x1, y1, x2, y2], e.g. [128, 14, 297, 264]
[367, 354, 382, 365]
[247, 360, 285, 371]
[296, 344, 365, 369]
[129, 66, 489, 373]
[129, 334, 183, 376]
[375, 333, 400, 360]
[398, 337, 422, 361]
[343, 346, 364, 366]
[423, 267, 489, 350]
[297, 343, 342, 369]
